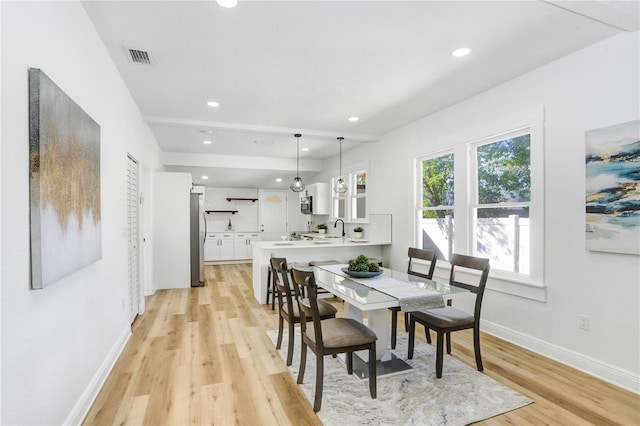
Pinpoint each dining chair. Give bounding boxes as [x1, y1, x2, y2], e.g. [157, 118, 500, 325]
[266, 258, 275, 309]
[271, 256, 337, 366]
[407, 253, 490, 378]
[389, 248, 437, 349]
[291, 266, 378, 412]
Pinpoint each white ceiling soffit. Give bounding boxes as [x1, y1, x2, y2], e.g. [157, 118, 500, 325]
[541, 0, 640, 31]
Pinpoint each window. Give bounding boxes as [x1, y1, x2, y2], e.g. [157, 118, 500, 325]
[414, 108, 544, 289]
[416, 152, 454, 261]
[472, 132, 531, 274]
[331, 177, 346, 219]
[350, 170, 367, 221]
[332, 168, 368, 221]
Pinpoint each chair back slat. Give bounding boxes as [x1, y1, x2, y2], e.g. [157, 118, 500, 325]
[407, 247, 437, 279]
[448, 253, 490, 320]
[270, 256, 294, 310]
[291, 267, 323, 344]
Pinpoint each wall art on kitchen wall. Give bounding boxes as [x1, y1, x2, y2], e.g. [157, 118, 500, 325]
[29, 68, 102, 289]
[585, 119, 640, 255]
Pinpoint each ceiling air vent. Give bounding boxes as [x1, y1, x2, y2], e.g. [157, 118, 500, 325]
[126, 46, 154, 65]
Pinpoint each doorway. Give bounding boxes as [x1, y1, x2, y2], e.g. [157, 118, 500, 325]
[258, 189, 288, 241]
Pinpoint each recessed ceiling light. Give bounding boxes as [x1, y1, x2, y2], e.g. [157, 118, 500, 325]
[203, 140, 212, 145]
[451, 47, 471, 58]
[301, 147, 309, 152]
[348, 116, 359, 122]
[207, 101, 219, 107]
[216, 0, 237, 8]
[275, 178, 282, 182]
[202, 175, 209, 180]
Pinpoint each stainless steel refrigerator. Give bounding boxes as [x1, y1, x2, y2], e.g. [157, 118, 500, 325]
[190, 192, 205, 287]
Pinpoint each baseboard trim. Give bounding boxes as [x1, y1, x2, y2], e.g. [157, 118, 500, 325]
[63, 324, 132, 425]
[482, 320, 640, 394]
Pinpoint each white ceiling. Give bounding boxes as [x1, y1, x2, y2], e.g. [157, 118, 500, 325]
[82, 0, 638, 188]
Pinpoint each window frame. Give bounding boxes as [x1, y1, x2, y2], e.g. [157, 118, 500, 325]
[414, 107, 545, 297]
[331, 163, 369, 223]
[349, 169, 368, 222]
[415, 149, 455, 261]
[469, 128, 532, 275]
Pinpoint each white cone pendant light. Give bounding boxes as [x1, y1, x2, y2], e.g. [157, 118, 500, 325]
[334, 137, 348, 194]
[290, 133, 305, 192]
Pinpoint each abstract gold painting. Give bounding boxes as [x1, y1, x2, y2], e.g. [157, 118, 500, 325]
[29, 68, 102, 289]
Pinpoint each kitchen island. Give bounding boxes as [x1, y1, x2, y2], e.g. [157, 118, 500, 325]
[252, 238, 392, 304]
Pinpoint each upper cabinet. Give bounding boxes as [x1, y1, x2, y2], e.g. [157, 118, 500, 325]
[302, 183, 330, 215]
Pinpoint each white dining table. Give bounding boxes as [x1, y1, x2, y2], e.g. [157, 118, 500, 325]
[311, 264, 468, 378]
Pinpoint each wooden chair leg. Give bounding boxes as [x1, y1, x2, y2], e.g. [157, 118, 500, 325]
[390, 311, 398, 349]
[407, 317, 416, 359]
[313, 355, 324, 412]
[267, 268, 273, 309]
[270, 270, 276, 310]
[369, 344, 377, 399]
[286, 321, 295, 366]
[435, 331, 444, 378]
[473, 325, 483, 372]
[276, 315, 284, 350]
[424, 325, 432, 344]
[297, 342, 307, 384]
[404, 312, 409, 332]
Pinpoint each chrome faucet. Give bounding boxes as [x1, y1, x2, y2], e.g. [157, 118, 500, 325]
[334, 219, 345, 237]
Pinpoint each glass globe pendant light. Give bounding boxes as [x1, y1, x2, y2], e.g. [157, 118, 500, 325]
[290, 133, 305, 192]
[334, 137, 348, 194]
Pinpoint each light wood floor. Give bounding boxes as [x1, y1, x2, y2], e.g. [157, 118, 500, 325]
[84, 264, 639, 425]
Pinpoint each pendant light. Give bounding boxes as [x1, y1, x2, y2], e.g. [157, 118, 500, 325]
[290, 133, 305, 192]
[334, 136, 348, 194]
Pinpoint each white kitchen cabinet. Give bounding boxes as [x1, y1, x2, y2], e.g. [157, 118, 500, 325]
[234, 232, 262, 259]
[303, 183, 330, 215]
[204, 232, 234, 261]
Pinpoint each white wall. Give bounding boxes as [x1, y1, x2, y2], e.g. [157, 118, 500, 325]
[0, 2, 163, 424]
[153, 173, 191, 290]
[205, 187, 260, 231]
[324, 31, 640, 391]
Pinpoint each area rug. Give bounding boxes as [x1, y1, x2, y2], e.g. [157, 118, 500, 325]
[267, 328, 532, 425]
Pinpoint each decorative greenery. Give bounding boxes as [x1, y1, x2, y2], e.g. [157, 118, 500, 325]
[348, 254, 380, 272]
[353, 226, 363, 232]
[316, 223, 328, 230]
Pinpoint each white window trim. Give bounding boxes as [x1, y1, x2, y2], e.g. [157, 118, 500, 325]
[349, 168, 368, 223]
[331, 160, 369, 222]
[414, 106, 546, 300]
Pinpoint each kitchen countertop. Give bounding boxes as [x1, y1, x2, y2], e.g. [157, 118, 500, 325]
[254, 238, 391, 249]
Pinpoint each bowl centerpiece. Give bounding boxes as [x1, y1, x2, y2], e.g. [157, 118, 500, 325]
[342, 254, 383, 278]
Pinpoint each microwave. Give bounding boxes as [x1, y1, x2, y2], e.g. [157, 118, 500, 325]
[300, 196, 312, 214]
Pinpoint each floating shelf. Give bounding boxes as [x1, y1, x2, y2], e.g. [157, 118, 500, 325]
[206, 210, 238, 214]
[226, 197, 258, 202]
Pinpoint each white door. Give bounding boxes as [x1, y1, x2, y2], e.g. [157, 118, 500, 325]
[259, 190, 288, 241]
[126, 155, 140, 324]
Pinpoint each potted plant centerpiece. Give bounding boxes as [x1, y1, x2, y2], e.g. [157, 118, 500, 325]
[316, 223, 328, 234]
[352, 226, 364, 239]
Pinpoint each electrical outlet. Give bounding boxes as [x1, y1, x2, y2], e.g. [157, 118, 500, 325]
[578, 314, 590, 331]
